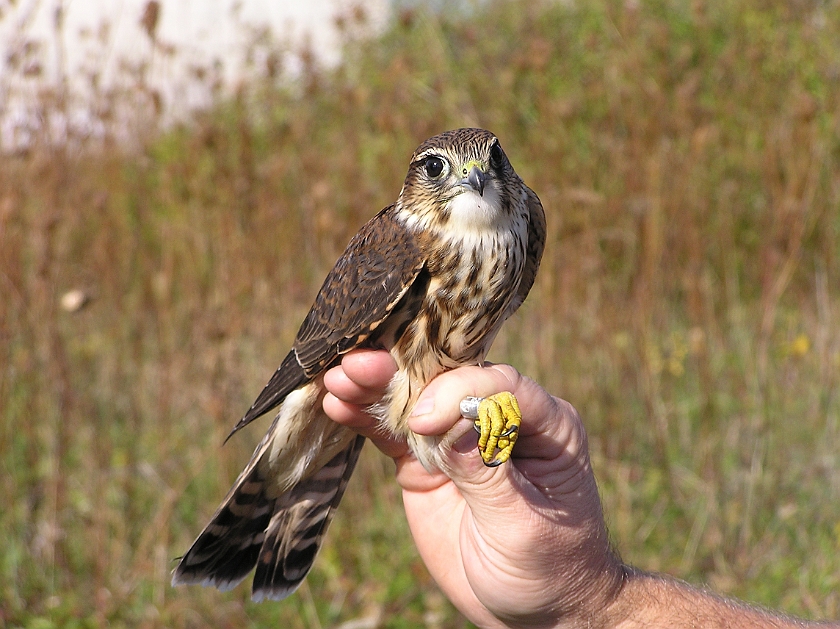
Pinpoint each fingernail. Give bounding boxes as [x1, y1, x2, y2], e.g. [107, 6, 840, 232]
[410, 396, 434, 417]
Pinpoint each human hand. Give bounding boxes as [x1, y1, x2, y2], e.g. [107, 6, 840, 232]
[323, 349, 624, 628]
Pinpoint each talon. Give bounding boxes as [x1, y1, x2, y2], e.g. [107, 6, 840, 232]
[469, 392, 521, 467]
[499, 424, 518, 438]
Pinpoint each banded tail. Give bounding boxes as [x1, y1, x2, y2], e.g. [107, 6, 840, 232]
[172, 434, 365, 601]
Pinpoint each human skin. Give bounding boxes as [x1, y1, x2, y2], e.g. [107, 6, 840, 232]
[322, 350, 836, 629]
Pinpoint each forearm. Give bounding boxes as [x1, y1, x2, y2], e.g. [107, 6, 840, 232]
[604, 567, 835, 629]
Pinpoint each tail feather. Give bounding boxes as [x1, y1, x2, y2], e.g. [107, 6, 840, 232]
[172, 462, 277, 591]
[252, 434, 365, 601]
[172, 434, 366, 600]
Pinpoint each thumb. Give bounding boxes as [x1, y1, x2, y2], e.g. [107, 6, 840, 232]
[408, 364, 546, 524]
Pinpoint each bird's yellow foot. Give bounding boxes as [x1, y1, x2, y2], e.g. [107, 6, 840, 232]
[460, 392, 521, 467]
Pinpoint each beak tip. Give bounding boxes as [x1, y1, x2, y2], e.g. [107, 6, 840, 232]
[467, 165, 487, 197]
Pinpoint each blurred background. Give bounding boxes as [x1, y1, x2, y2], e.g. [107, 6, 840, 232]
[1, 0, 839, 626]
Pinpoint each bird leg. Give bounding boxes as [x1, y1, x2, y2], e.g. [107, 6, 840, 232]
[460, 392, 521, 467]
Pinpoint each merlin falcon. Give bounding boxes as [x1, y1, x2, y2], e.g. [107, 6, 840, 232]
[172, 128, 546, 601]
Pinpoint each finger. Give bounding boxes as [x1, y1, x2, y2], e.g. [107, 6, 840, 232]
[394, 454, 451, 493]
[323, 363, 383, 407]
[322, 349, 406, 459]
[322, 391, 376, 429]
[336, 349, 397, 391]
[408, 364, 592, 500]
[409, 363, 569, 449]
[364, 430, 409, 460]
[408, 363, 524, 434]
[322, 393, 409, 459]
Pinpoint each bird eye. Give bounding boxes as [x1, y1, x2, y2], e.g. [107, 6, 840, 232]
[489, 143, 504, 169]
[424, 156, 446, 179]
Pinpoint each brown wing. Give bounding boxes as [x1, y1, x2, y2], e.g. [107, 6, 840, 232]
[293, 205, 425, 372]
[511, 185, 546, 311]
[227, 206, 424, 438]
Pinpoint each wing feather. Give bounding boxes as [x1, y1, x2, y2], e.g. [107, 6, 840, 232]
[228, 205, 424, 438]
[293, 205, 425, 373]
[512, 186, 546, 310]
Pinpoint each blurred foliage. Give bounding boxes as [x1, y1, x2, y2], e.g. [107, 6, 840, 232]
[1, 0, 839, 626]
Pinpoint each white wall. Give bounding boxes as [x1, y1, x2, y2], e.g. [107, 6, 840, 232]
[0, 0, 389, 146]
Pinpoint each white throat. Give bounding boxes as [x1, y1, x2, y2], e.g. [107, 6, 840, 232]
[446, 186, 505, 234]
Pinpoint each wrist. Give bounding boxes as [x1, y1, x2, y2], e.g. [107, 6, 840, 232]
[603, 569, 727, 629]
[534, 533, 627, 629]
[566, 550, 627, 629]
[539, 478, 628, 629]
[603, 568, 818, 629]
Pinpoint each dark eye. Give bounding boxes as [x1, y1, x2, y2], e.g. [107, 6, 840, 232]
[424, 156, 445, 178]
[490, 143, 504, 169]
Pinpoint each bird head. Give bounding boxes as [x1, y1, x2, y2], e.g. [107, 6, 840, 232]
[396, 128, 520, 232]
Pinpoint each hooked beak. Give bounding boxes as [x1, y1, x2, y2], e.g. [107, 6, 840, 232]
[465, 165, 487, 197]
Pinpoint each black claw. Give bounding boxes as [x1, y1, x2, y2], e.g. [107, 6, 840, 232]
[483, 457, 504, 468]
[473, 421, 482, 434]
[500, 424, 519, 438]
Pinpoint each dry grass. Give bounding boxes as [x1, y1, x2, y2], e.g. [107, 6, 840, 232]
[1, 0, 839, 626]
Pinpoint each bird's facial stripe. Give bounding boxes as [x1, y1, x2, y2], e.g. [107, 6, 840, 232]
[489, 141, 505, 170]
[413, 148, 440, 163]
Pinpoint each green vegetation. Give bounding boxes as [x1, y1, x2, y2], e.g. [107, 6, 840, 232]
[2, 0, 839, 626]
